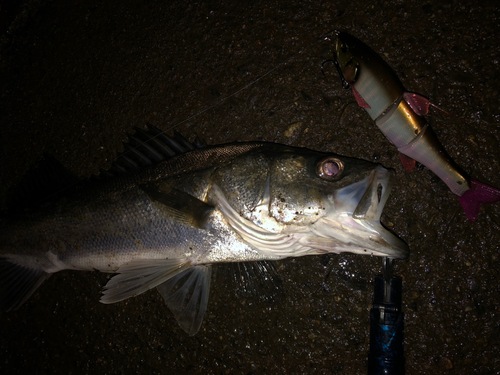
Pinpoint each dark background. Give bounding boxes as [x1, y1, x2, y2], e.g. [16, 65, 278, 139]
[1, 0, 499, 374]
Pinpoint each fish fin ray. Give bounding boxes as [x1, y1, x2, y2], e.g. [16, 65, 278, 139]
[220, 261, 284, 302]
[141, 185, 214, 229]
[352, 85, 371, 108]
[458, 179, 500, 222]
[0, 259, 51, 312]
[399, 152, 416, 172]
[100, 259, 192, 304]
[156, 265, 212, 336]
[100, 124, 203, 177]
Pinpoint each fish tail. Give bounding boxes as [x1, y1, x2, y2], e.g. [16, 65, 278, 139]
[0, 258, 51, 312]
[458, 180, 500, 222]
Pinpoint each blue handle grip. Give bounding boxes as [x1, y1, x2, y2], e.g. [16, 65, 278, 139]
[368, 275, 405, 375]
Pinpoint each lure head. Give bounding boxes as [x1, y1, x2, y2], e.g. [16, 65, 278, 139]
[332, 31, 406, 119]
[333, 31, 361, 87]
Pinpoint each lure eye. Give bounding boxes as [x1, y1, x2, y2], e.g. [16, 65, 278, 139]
[343, 61, 358, 83]
[316, 157, 344, 181]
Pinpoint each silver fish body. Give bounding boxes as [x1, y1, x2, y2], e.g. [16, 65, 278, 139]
[0, 137, 408, 335]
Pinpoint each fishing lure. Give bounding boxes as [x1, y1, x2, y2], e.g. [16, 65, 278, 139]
[333, 31, 500, 221]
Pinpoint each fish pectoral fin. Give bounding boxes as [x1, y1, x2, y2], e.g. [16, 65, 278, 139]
[156, 265, 212, 336]
[0, 259, 51, 312]
[141, 184, 214, 230]
[100, 259, 192, 304]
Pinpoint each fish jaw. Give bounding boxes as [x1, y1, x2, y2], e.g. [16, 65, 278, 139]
[308, 166, 409, 259]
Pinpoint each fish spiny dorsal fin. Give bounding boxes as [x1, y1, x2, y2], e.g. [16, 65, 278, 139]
[99, 124, 204, 178]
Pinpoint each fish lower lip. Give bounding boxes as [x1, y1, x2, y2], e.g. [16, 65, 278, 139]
[353, 167, 393, 221]
[351, 167, 409, 259]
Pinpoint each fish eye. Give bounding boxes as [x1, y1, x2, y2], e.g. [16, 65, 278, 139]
[316, 157, 344, 181]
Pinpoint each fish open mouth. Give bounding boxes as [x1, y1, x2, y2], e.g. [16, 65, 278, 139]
[350, 166, 409, 259]
[352, 166, 393, 221]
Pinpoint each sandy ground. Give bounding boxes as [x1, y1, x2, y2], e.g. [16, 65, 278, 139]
[1, 0, 500, 374]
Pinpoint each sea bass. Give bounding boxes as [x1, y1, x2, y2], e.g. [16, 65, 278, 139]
[332, 31, 500, 221]
[0, 127, 408, 335]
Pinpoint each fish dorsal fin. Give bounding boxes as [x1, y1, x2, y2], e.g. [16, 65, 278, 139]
[140, 184, 214, 230]
[8, 154, 79, 210]
[100, 124, 203, 178]
[156, 265, 212, 336]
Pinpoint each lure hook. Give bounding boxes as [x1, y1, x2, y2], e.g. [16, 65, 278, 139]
[321, 59, 350, 90]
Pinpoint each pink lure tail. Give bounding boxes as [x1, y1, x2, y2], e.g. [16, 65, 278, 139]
[458, 180, 500, 222]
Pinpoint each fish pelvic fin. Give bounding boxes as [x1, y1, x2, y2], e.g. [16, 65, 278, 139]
[156, 265, 212, 336]
[100, 259, 192, 304]
[403, 92, 431, 116]
[0, 259, 51, 312]
[100, 259, 212, 335]
[458, 179, 500, 222]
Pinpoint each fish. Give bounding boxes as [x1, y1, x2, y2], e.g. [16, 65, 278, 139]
[332, 31, 500, 222]
[0, 125, 409, 335]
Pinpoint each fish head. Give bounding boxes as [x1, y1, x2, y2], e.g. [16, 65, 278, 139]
[213, 145, 409, 260]
[264, 149, 408, 260]
[266, 150, 381, 225]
